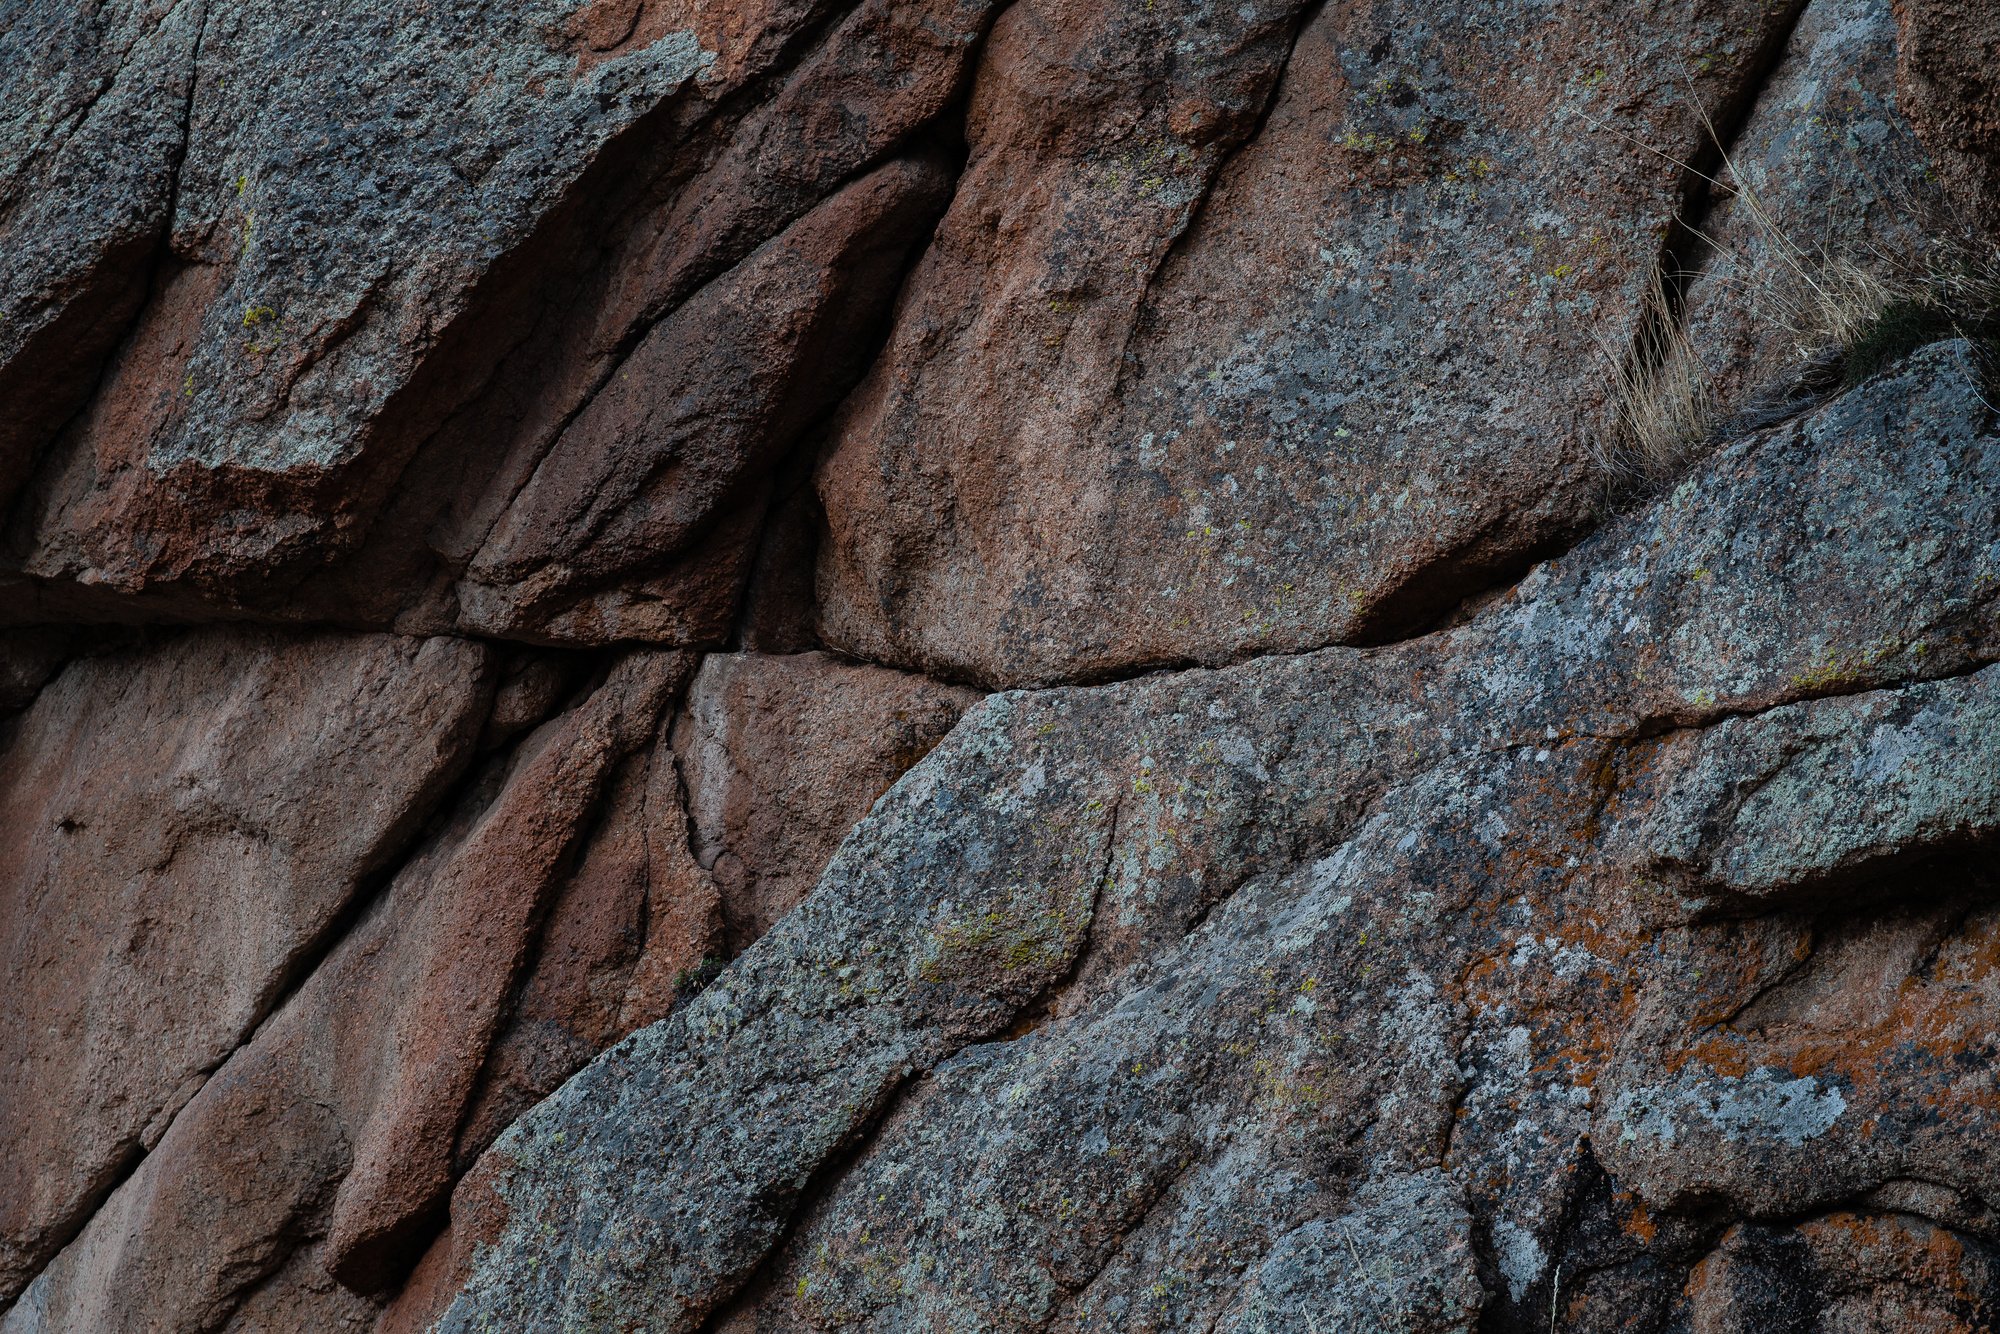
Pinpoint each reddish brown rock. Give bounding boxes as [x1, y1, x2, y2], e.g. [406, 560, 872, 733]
[815, 0, 1812, 687]
[675, 651, 983, 950]
[7, 0, 2000, 1328]
[0, 652, 682, 1329]
[451, 744, 720, 1166]
[612, 752, 737, 1036]
[457, 649, 981, 1164]
[1894, 0, 2000, 235]
[222, 1245, 379, 1334]
[0, 0, 995, 640]
[370, 1230, 473, 1334]
[1684, 1212, 2000, 1331]
[0, 629, 73, 715]
[0, 629, 491, 1306]
[453, 156, 955, 645]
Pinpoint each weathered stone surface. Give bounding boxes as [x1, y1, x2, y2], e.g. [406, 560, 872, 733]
[1212, 1171, 1485, 1334]
[1683, 1212, 2000, 1331]
[5, 0, 707, 602]
[8, 0, 2000, 1326]
[0, 629, 491, 1306]
[434, 347, 2000, 1331]
[0, 629, 73, 715]
[361, 650, 979, 1334]
[816, 0, 1814, 687]
[452, 649, 978, 1171]
[0, 653, 682, 1330]
[450, 742, 708, 1171]
[1610, 668, 2000, 911]
[456, 750, 662, 1147]
[1894, 0, 2000, 236]
[221, 1245, 379, 1334]
[0, 0, 994, 639]
[677, 651, 984, 950]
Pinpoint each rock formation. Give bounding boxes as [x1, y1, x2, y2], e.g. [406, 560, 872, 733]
[2, 0, 1998, 1329]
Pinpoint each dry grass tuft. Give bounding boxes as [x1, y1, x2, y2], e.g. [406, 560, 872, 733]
[1726, 188, 2000, 386]
[1595, 102, 2000, 489]
[1594, 274, 1718, 488]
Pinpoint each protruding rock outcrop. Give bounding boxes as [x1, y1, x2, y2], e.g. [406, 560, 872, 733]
[434, 346, 2000, 1331]
[0, 631, 492, 1302]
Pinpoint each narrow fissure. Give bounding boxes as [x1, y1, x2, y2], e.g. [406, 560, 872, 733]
[1591, 0, 1819, 512]
[0, 649, 609, 1319]
[0, 0, 212, 551]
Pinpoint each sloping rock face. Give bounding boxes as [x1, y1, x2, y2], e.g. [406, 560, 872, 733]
[0, 630, 492, 1300]
[431, 341, 2000, 1333]
[3, 0, 1999, 1331]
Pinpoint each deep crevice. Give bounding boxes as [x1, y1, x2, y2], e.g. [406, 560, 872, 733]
[1592, 0, 1818, 512]
[1654, 1, 1816, 338]
[370, 0, 1009, 607]
[1347, 525, 1578, 649]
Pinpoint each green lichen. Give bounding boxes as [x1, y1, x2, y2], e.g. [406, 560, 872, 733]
[240, 304, 282, 355]
[1786, 640, 1903, 693]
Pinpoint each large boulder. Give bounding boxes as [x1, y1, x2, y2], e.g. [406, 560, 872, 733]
[814, 0, 1816, 687]
[432, 346, 2000, 1330]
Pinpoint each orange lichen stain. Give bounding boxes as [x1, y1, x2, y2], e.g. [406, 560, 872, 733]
[1676, 1032, 1755, 1080]
[1462, 892, 1647, 1089]
[1676, 910, 2000, 1133]
[1623, 1198, 1659, 1245]
[1798, 1212, 1978, 1304]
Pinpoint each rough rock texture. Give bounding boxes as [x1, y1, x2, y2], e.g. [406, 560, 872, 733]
[0, 0, 991, 633]
[0, 0, 201, 509]
[453, 649, 978, 1165]
[815, 0, 1814, 687]
[1893, 0, 2000, 236]
[430, 341, 2000, 1333]
[5, 0, 2000, 1330]
[4, 653, 684, 1329]
[0, 630, 492, 1301]
[677, 651, 984, 949]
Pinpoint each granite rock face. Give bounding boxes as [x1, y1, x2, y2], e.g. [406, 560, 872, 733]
[434, 341, 2000, 1334]
[3, 0, 2000, 1330]
[0, 0, 990, 631]
[815, 0, 1813, 686]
